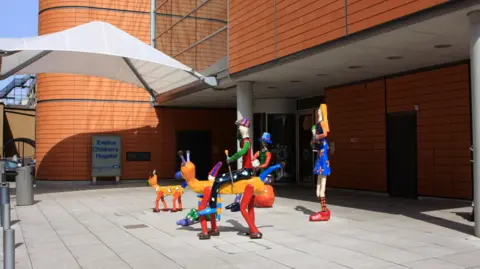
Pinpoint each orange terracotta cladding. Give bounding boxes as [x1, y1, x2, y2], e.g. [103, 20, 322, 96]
[38, 5, 152, 102]
[36, 102, 236, 180]
[325, 80, 387, 192]
[229, 0, 276, 74]
[325, 63, 471, 199]
[386, 64, 471, 199]
[39, 0, 150, 12]
[229, 0, 447, 74]
[347, 0, 448, 34]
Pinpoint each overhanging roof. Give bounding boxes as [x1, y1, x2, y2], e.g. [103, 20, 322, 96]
[0, 21, 217, 101]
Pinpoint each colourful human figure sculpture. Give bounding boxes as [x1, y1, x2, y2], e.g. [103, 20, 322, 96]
[253, 132, 276, 207]
[310, 104, 332, 221]
[255, 132, 273, 175]
[311, 125, 318, 152]
[228, 132, 273, 211]
[176, 208, 211, 226]
[198, 117, 254, 217]
[176, 208, 200, 226]
[177, 150, 268, 240]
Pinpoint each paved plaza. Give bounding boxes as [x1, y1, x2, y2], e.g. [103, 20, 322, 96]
[2, 181, 480, 269]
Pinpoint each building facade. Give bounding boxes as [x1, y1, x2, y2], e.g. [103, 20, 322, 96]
[37, 0, 478, 200]
[37, 0, 235, 181]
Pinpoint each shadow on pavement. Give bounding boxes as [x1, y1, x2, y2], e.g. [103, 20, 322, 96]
[176, 218, 274, 236]
[274, 183, 474, 236]
[294, 205, 316, 216]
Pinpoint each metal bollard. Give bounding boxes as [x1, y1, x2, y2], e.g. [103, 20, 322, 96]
[0, 183, 10, 228]
[4, 228, 15, 269]
[1, 183, 10, 228]
[0, 183, 14, 269]
[2, 203, 11, 229]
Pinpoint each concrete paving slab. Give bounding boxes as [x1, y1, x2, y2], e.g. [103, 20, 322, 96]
[405, 258, 467, 269]
[67, 243, 130, 269]
[438, 250, 480, 267]
[3, 183, 479, 269]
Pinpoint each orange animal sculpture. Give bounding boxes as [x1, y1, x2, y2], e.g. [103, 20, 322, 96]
[177, 150, 268, 240]
[147, 170, 184, 212]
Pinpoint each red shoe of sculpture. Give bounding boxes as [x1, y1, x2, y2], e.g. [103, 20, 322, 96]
[309, 209, 330, 221]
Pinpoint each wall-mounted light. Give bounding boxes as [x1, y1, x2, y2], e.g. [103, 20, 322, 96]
[348, 65, 362, 69]
[386, 56, 403, 60]
[434, 44, 452, 49]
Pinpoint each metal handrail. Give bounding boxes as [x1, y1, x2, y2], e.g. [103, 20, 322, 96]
[0, 75, 32, 98]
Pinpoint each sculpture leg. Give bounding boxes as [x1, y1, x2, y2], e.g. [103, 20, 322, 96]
[171, 193, 178, 212]
[153, 191, 163, 212]
[198, 187, 212, 240]
[160, 194, 169, 211]
[198, 181, 222, 216]
[209, 214, 219, 236]
[240, 184, 262, 239]
[248, 194, 256, 225]
[310, 175, 330, 221]
[178, 194, 183, 211]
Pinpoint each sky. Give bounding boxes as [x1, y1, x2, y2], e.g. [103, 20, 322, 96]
[0, 0, 39, 90]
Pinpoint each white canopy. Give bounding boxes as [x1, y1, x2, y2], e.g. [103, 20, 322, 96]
[0, 21, 217, 101]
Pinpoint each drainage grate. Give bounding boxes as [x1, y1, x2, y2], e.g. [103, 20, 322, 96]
[123, 224, 149, 230]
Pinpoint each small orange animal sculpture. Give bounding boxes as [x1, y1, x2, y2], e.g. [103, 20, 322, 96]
[147, 170, 184, 212]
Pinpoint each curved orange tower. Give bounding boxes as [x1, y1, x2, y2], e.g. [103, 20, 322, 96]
[36, 0, 232, 181]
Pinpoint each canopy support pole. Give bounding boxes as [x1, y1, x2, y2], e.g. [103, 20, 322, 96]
[122, 57, 156, 99]
[0, 51, 51, 80]
[150, 0, 157, 106]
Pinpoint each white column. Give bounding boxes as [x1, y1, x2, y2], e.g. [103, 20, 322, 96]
[469, 10, 480, 237]
[236, 81, 253, 169]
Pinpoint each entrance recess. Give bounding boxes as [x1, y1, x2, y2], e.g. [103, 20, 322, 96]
[268, 114, 295, 181]
[176, 130, 212, 180]
[387, 111, 418, 198]
[297, 112, 314, 183]
[254, 113, 267, 148]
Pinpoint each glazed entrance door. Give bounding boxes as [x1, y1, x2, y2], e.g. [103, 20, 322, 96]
[298, 113, 314, 183]
[254, 113, 266, 149]
[268, 114, 295, 182]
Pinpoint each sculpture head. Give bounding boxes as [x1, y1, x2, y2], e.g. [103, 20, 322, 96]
[259, 132, 272, 149]
[236, 118, 250, 139]
[147, 169, 158, 187]
[317, 104, 330, 132]
[177, 150, 196, 181]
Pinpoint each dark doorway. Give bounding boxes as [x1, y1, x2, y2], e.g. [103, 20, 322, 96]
[268, 114, 295, 182]
[254, 113, 266, 150]
[298, 113, 314, 183]
[176, 130, 212, 180]
[387, 111, 418, 198]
